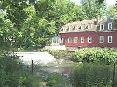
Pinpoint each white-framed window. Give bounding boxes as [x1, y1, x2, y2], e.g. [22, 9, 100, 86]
[60, 38, 64, 44]
[68, 37, 72, 43]
[88, 23, 93, 29]
[100, 24, 104, 30]
[72, 26, 75, 31]
[81, 37, 84, 43]
[74, 37, 78, 43]
[88, 36, 92, 43]
[108, 36, 112, 43]
[108, 23, 112, 30]
[99, 36, 104, 43]
[66, 26, 69, 31]
[81, 24, 85, 30]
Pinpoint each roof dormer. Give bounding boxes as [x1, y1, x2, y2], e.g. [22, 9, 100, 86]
[108, 22, 112, 30]
[100, 24, 104, 31]
[81, 24, 85, 30]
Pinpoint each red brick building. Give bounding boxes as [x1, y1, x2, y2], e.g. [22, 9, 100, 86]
[59, 18, 117, 48]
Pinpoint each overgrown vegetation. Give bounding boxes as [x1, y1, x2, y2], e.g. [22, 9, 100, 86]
[71, 63, 114, 87]
[0, 54, 41, 87]
[46, 73, 66, 87]
[71, 48, 117, 87]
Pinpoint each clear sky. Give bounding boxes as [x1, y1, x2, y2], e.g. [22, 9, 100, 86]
[70, 0, 116, 6]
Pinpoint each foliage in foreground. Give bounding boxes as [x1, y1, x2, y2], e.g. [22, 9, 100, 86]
[0, 54, 40, 87]
[71, 48, 117, 87]
[71, 63, 115, 87]
[46, 73, 65, 87]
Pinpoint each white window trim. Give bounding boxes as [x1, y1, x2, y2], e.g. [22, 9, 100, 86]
[81, 24, 85, 30]
[88, 23, 93, 29]
[81, 37, 84, 43]
[72, 26, 75, 30]
[99, 36, 104, 43]
[60, 38, 64, 43]
[100, 24, 104, 31]
[74, 37, 78, 43]
[108, 36, 112, 43]
[66, 26, 69, 32]
[108, 23, 112, 30]
[88, 36, 92, 43]
[81, 24, 83, 30]
[68, 37, 72, 43]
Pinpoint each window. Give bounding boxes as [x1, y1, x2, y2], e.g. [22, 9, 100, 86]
[108, 36, 112, 43]
[99, 36, 104, 43]
[72, 26, 75, 31]
[81, 37, 84, 43]
[52, 38, 56, 43]
[108, 23, 112, 30]
[52, 37, 59, 43]
[100, 24, 104, 30]
[68, 37, 72, 43]
[74, 37, 78, 43]
[60, 38, 64, 43]
[81, 24, 85, 30]
[88, 23, 93, 29]
[66, 26, 69, 31]
[88, 36, 92, 43]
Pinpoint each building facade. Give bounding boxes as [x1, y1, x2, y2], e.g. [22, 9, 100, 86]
[59, 18, 117, 48]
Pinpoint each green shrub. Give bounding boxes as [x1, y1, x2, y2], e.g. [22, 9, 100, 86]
[71, 48, 117, 87]
[48, 50, 74, 59]
[46, 73, 66, 87]
[71, 63, 113, 87]
[73, 48, 117, 65]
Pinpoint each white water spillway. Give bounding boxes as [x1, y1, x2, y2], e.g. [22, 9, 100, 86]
[14, 52, 56, 65]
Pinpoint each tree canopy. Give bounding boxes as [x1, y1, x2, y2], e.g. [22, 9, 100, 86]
[107, 5, 117, 19]
[81, 0, 106, 19]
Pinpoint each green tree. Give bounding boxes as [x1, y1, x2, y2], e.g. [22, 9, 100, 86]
[81, 0, 106, 19]
[107, 6, 117, 19]
[0, 11, 16, 51]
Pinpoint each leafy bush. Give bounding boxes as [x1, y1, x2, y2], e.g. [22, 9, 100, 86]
[71, 48, 117, 87]
[71, 63, 113, 87]
[46, 73, 66, 87]
[73, 48, 117, 65]
[48, 50, 74, 59]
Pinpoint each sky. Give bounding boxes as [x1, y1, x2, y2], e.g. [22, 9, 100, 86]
[70, 0, 116, 6]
